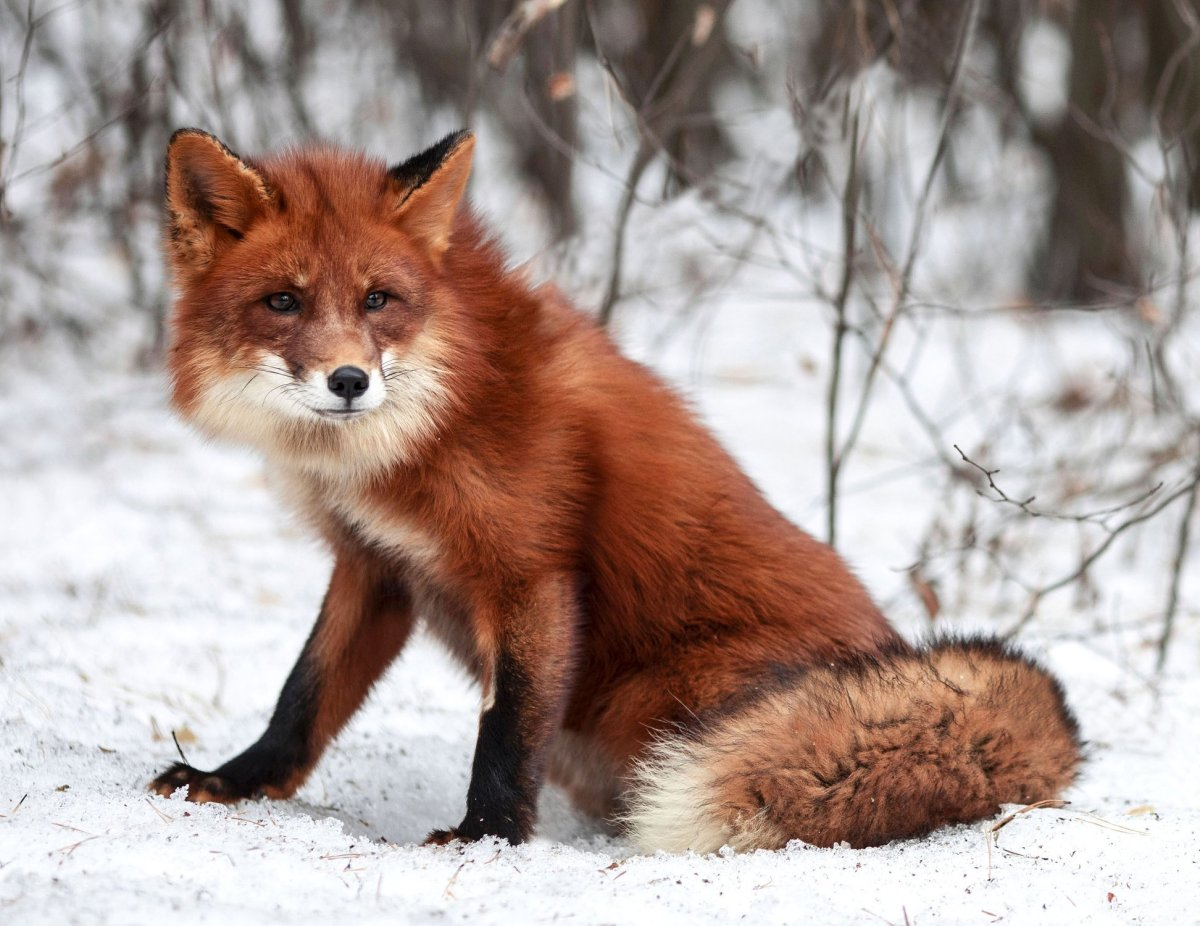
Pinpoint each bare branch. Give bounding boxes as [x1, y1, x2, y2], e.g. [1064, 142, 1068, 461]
[1008, 471, 1200, 637]
[0, 0, 37, 220]
[597, 144, 654, 328]
[1156, 464, 1200, 672]
[831, 0, 981, 488]
[824, 92, 863, 546]
[486, 0, 570, 72]
[952, 445, 1167, 526]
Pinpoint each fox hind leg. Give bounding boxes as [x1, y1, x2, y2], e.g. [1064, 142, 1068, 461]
[425, 574, 579, 845]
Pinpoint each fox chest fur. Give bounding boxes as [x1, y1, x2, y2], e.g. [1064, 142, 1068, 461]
[274, 448, 583, 687]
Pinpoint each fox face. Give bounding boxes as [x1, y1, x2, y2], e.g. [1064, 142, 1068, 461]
[164, 130, 477, 476]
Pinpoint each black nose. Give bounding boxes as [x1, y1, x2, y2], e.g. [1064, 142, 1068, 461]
[327, 365, 370, 399]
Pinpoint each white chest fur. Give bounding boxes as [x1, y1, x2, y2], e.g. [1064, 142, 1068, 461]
[272, 466, 485, 679]
[275, 467, 443, 571]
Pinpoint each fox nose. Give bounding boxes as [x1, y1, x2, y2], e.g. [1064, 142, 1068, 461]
[327, 365, 370, 400]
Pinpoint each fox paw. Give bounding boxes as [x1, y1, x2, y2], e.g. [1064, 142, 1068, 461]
[149, 762, 253, 804]
[423, 815, 525, 847]
[423, 827, 463, 847]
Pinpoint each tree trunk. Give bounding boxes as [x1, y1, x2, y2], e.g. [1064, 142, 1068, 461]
[1030, 0, 1139, 304]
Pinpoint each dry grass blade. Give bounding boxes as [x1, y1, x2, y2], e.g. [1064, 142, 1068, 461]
[989, 798, 1069, 834]
[144, 798, 172, 823]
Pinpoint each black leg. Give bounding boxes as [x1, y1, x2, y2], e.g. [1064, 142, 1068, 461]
[150, 556, 413, 803]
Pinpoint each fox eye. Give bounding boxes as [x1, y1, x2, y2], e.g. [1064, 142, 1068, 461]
[364, 291, 388, 311]
[266, 292, 299, 313]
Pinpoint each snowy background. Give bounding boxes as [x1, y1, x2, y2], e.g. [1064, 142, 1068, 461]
[3, 2, 1200, 924]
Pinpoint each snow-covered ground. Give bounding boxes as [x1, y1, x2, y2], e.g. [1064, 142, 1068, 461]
[2, 299, 1198, 924]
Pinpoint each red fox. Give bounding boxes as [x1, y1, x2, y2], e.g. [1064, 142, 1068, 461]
[150, 128, 1081, 851]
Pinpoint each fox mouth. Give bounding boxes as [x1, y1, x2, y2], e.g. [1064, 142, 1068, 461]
[312, 407, 371, 421]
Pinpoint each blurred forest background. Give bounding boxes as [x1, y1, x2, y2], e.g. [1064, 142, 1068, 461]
[1, 0, 1197, 663]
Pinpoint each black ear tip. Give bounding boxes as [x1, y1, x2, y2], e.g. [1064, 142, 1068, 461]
[442, 129, 474, 150]
[387, 129, 476, 191]
[429, 129, 475, 163]
[166, 128, 247, 163]
[168, 127, 219, 148]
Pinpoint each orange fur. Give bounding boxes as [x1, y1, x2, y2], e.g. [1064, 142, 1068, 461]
[152, 129, 1082, 851]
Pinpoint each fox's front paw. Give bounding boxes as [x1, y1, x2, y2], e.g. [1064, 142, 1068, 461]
[424, 813, 525, 846]
[149, 762, 255, 804]
[422, 827, 463, 846]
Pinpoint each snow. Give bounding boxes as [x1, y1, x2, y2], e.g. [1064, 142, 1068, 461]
[2, 314, 1198, 924]
[2, 7, 1199, 920]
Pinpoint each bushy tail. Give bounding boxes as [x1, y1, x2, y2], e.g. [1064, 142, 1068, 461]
[624, 638, 1082, 853]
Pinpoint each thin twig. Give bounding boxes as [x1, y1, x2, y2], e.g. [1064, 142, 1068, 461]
[1156, 463, 1200, 672]
[1009, 471, 1200, 636]
[597, 144, 654, 327]
[953, 445, 1166, 525]
[824, 91, 863, 546]
[0, 0, 38, 218]
[486, 0, 570, 72]
[831, 0, 981, 492]
[585, 0, 732, 326]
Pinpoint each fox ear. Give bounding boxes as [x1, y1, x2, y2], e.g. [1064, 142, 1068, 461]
[165, 128, 273, 276]
[388, 130, 475, 263]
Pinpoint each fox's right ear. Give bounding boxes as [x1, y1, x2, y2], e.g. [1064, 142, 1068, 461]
[164, 129, 273, 277]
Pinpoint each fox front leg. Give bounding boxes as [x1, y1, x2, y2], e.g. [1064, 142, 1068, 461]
[426, 575, 578, 845]
[150, 556, 413, 803]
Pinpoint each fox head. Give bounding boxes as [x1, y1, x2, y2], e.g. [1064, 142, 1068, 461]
[164, 129, 481, 476]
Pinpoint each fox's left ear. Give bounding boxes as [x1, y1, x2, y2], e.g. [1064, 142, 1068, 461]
[388, 130, 475, 264]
